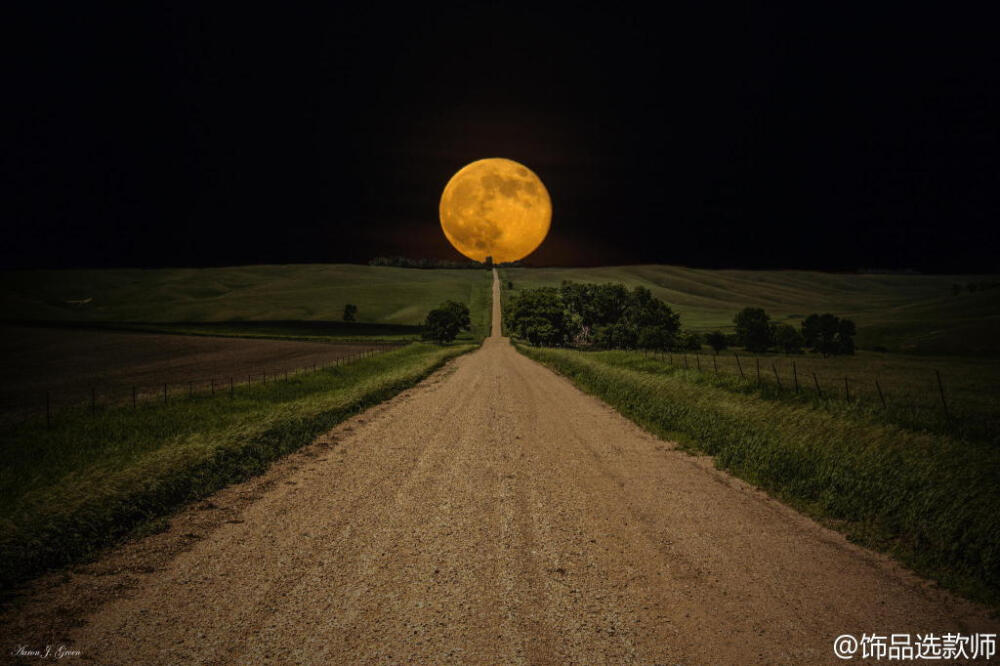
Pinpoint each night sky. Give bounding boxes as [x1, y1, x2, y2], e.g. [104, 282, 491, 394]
[4, 5, 998, 272]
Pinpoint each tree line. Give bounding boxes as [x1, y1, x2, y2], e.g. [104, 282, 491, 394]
[505, 281, 856, 355]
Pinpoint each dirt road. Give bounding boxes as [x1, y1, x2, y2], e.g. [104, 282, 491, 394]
[8, 271, 998, 664]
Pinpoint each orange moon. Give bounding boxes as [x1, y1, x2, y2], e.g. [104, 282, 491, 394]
[439, 158, 552, 263]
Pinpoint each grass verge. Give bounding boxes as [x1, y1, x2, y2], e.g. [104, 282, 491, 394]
[516, 344, 1000, 609]
[0, 342, 472, 597]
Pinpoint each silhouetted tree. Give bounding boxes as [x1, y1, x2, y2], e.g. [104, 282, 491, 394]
[734, 307, 772, 353]
[706, 331, 728, 353]
[801, 313, 856, 356]
[772, 323, 804, 354]
[343, 304, 358, 322]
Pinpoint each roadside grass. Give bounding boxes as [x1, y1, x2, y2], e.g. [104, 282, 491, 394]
[1, 264, 494, 341]
[597, 348, 1000, 447]
[516, 344, 1000, 609]
[0, 342, 473, 597]
[501, 265, 1000, 355]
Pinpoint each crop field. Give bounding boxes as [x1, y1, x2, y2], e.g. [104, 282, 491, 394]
[0, 325, 391, 422]
[502, 265, 999, 355]
[0, 264, 493, 342]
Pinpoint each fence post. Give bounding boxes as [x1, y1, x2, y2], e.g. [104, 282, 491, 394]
[875, 377, 887, 409]
[91, 387, 96, 412]
[211, 378, 215, 395]
[188, 381, 193, 397]
[46, 390, 51, 428]
[792, 361, 799, 393]
[735, 354, 745, 380]
[844, 377, 850, 402]
[132, 386, 136, 408]
[669, 353, 673, 366]
[813, 372, 823, 398]
[713, 354, 718, 374]
[755, 357, 761, 387]
[696, 354, 701, 371]
[772, 363, 781, 390]
[163, 383, 167, 404]
[684, 355, 689, 369]
[935, 370, 950, 420]
[230, 377, 234, 398]
[263, 370, 267, 384]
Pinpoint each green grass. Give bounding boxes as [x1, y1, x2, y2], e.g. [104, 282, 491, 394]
[1, 264, 494, 341]
[517, 344, 1000, 608]
[624, 348, 1000, 446]
[0, 342, 473, 596]
[502, 265, 1000, 355]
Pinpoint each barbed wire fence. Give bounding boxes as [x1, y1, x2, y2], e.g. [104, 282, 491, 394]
[3, 343, 400, 429]
[631, 347, 997, 443]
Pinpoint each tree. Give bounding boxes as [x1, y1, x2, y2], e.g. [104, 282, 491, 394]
[343, 304, 358, 322]
[423, 302, 467, 344]
[734, 307, 772, 353]
[441, 300, 471, 331]
[801, 313, 856, 356]
[484, 255, 494, 269]
[677, 331, 702, 351]
[772, 323, 804, 354]
[507, 288, 577, 346]
[705, 331, 728, 353]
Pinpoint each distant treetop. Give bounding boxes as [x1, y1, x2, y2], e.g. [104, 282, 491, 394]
[369, 256, 525, 269]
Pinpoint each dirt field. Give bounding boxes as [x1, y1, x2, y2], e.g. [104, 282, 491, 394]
[3, 273, 997, 664]
[0, 326, 385, 417]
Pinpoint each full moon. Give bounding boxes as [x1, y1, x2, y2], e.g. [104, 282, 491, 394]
[439, 158, 552, 263]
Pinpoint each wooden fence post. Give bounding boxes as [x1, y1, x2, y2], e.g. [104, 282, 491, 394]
[755, 357, 761, 387]
[844, 377, 850, 401]
[163, 383, 167, 404]
[713, 354, 718, 374]
[684, 355, 689, 369]
[46, 390, 51, 428]
[935, 370, 950, 420]
[875, 377, 887, 409]
[813, 372, 823, 398]
[230, 377, 234, 398]
[735, 354, 745, 380]
[132, 386, 136, 408]
[211, 378, 215, 395]
[91, 387, 96, 412]
[792, 361, 799, 393]
[696, 354, 701, 371]
[772, 363, 781, 390]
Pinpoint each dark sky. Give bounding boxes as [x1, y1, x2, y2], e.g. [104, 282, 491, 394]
[3, 5, 998, 271]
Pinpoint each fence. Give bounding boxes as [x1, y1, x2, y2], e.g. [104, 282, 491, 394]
[633, 348, 994, 435]
[3, 344, 396, 429]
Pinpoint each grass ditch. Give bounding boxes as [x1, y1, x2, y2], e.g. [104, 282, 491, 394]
[516, 344, 1000, 609]
[0, 342, 473, 597]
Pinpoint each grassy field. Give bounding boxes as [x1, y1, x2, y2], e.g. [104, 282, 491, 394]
[631, 348, 1000, 446]
[0, 264, 494, 342]
[502, 265, 1000, 355]
[0, 342, 473, 596]
[517, 344, 1000, 608]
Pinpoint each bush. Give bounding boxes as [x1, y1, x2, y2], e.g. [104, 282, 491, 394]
[706, 331, 728, 353]
[734, 307, 772, 352]
[343, 303, 358, 322]
[772, 323, 804, 354]
[802, 313, 856, 356]
[677, 330, 702, 351]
